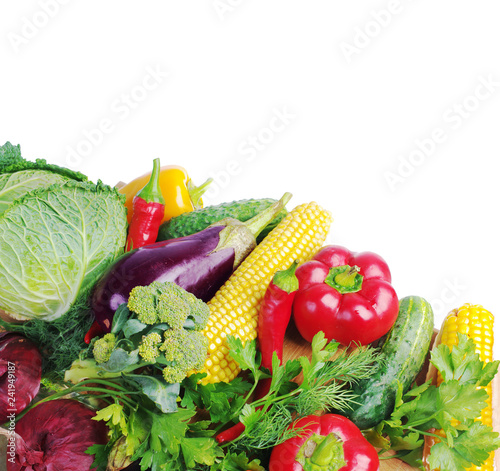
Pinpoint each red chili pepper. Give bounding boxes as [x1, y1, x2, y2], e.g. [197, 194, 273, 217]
[255, 259, 299, 399]
[216, 421, 246, 446]
[215, 262, 299, 445]
[268, 414, 379, 471]
[125, 158, 165, 252]
[84, 320, 104, 344]
[293, 245, 399, 346]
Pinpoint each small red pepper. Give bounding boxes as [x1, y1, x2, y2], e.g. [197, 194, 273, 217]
[84, 320, 104, 344]
[125, 158, 165, 252]
[292, 245, 399, 346]
[268, 414, 379, 471]
[215, 261, 299, 445]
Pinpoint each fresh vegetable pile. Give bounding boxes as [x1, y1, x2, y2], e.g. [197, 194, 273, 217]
[0, 141, 499, 471]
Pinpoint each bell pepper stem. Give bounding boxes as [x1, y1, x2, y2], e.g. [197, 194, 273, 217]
[137, 158, 165, 204]
[187, 178, 213, 209]
[334, 266, 359, 288]
[311, 433, 339, 466]
[324, 264, 363, 294]
[297, 432, 346, 471]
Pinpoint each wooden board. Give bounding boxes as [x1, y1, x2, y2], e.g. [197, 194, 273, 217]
[282, 322, 500, 470]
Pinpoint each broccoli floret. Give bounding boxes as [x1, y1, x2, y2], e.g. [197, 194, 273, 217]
[66, 282, 210, 386]
[127, 281, 210, 330]
[156, 293, 191, 329]
[159, 329, 208, 384]
[138, 332, 162, 363]
[177, 290, 210, 331]
[93, 333, 116, 364]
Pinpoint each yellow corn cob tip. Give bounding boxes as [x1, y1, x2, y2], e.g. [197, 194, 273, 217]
[197, 201, 333, 385]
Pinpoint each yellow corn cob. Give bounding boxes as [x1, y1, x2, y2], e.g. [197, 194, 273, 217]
[198, 201, 332, 384]
[424, 303, 496, 471]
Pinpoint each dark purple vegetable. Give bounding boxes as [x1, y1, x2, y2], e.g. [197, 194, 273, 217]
[91, 193, 291, 332]
[0, 332, 42, 424]
[7, 398, 108, 471]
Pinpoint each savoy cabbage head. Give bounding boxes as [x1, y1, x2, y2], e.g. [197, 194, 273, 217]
[0, 142, 127, 322]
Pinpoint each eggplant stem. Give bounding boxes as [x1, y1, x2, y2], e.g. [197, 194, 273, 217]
[244, 192, 292, 238]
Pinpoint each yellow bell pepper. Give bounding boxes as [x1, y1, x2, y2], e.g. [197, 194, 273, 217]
[119, 165, 212, 224]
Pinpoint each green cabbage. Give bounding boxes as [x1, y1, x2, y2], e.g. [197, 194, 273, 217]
[0, 170, 71, 214]
[0, 141, 88, 216]
[0, 141, 87, 179]
[0, 180, 127, 321]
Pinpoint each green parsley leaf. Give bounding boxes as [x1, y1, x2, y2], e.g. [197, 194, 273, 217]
[299, 332, 331, 389]
[427, 441, 470, 471]
[431, 333, 500, 387]
[180, 436, 223, 468]
[372, 332, 500, 471]
[126, 409, 150, 457]
[152, 408, 196, 457]
[436, 380, 488, 428]
[451, 422, 500, 464]
[226, 336, 262, 380]
[213, 451, 265, 471]
[86, 443, 109, 471]
[204, 391, 232, 423]
[93, 403, 128, 435]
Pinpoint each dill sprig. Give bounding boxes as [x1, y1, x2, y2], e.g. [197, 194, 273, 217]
[223, 332, 380, 455]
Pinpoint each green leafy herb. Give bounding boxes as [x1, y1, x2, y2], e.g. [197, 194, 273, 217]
[210, 451, 265, 471]
[181, 373, 251, 424]
[372, 333, 500, 469]
[225, 335, 264, 381]
[220, 332, 378, 456]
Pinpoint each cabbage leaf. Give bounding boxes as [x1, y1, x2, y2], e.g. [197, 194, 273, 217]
[0, 170, 71, 214]
[0, 141, 87, 180]
[0, 180, 127, 321]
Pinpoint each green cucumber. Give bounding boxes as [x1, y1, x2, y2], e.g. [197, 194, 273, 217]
[156, 198, 288, 243]
[345, 296, 434, 430]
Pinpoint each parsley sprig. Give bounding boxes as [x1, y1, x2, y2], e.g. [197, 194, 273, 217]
[369, 333, 500, 471]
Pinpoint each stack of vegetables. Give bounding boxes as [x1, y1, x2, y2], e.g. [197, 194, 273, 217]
[0, 141, 498, 471]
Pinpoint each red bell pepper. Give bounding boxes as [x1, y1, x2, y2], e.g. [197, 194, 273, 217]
[268, 414, 379, 471]
[292, 245, 399, 346]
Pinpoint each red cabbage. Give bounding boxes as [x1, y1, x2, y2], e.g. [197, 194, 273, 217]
[7, 398, 108, 471]
[0, 333, 42, 423]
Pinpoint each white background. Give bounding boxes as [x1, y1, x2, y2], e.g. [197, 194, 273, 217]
[1, 1, 499, 360]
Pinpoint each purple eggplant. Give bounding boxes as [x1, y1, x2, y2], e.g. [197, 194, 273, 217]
[91, 193, 291, 331]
